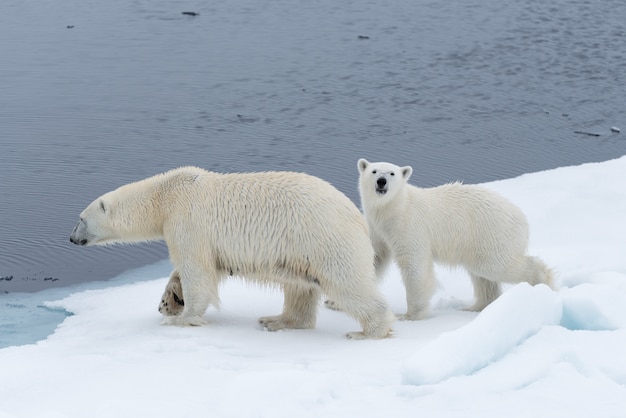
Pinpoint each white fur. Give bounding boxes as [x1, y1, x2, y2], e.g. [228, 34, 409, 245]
[70, 166, 394, 339]
[357, 159, 554, 320]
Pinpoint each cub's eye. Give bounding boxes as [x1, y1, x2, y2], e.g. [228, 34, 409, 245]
[390, 172, 395, 176]
[100, 200, 106, 212]
[372, 170, 377, 174]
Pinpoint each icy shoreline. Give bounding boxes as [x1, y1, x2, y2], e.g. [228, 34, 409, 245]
[1, 157, 626, 417]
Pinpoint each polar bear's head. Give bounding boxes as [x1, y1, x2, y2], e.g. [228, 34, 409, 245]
[70, 180, 162, 247]
[358, 159, 412, 205]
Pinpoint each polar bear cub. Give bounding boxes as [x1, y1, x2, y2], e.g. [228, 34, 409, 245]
[358, 158, 554, 319]
[70, 166, 394, 339]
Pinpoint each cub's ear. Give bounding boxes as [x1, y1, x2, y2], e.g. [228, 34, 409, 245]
[358, 158, 370, 173]
[401, 165, 413, 181]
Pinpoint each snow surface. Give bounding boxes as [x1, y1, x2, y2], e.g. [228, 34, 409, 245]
[1, 157, 626, 418]
[402, 283, 563, 386]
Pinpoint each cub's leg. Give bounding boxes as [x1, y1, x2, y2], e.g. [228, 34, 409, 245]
[372, 238, 393, 279]
[467, 274, 501, 311]
[259, 283, 320, 331]
[397, 254, 435, 320]
[158, 270, 185, 316]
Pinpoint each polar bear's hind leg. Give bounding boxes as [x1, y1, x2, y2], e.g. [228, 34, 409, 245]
[259, 283, 320, 331]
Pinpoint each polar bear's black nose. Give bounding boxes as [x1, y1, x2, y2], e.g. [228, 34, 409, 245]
[69, 235, 88, 246]
[377, 177, 387, 188]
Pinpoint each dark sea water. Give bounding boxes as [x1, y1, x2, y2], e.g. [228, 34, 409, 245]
[1, 0, 625, 293]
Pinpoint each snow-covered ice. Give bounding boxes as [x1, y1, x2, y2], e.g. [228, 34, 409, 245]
[1, 156, 626, 418]
[402, 283, 562, 386]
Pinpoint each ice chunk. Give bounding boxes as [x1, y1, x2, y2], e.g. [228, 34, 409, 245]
[561, 281, 626, 330]
[402, 283, 562, 385]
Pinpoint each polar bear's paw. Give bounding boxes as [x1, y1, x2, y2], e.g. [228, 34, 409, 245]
[346, 329, 393, 339]
[258, 315, 314, 331]
[158, 272, 185, 316]
[160, 315, 208, 327]
[158, 293, 185, 316]
[258, 315, 291, 331]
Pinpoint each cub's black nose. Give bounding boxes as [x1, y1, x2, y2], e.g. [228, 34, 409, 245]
[377, 177, 387, 187]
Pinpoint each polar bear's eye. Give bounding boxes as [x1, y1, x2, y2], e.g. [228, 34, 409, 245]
[390, 172, 395, 176]
[100, 200, 106, 213]
[372, 170, 377, 174]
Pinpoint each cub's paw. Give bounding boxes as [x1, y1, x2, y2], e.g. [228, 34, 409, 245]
[158, 271, 185, 316]
[464, 303, 488, 312]
[397, 311, 428, 321]
[346, 331, 367, 340]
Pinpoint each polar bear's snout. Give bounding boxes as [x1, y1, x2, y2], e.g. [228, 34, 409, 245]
[69, 219, 90, 246]
[375, 176, 388, 194]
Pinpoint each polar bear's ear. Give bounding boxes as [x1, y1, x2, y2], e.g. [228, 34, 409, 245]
[358, 159, 370, 173]
[401, 166, 413, 181]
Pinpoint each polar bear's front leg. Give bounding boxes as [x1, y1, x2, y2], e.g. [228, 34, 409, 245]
[259, 284, 319, 331]
[160, 265, 218, 327]
[158, 270, 185, 316]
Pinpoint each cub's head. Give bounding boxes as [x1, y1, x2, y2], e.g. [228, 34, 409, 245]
[357, 158, 412, 205]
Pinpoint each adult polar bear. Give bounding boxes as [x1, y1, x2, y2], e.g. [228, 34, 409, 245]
[70, 166, 394, 339]
[357, 159, 554, 320]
